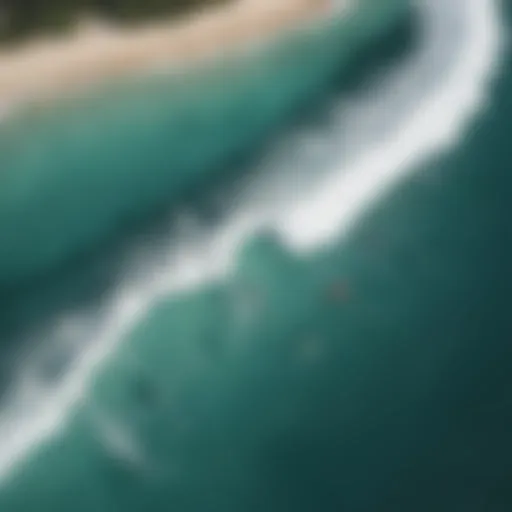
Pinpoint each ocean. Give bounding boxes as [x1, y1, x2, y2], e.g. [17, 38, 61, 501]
[0, 0, 510, 510]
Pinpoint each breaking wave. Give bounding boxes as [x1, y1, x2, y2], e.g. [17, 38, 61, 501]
[0, 0, 504, 484]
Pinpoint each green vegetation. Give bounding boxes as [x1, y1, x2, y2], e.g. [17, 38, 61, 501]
[0, 0, 227, 42]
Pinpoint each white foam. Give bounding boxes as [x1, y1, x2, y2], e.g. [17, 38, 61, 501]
[280, 0, 505, 249]
[0, 0, 504, 484]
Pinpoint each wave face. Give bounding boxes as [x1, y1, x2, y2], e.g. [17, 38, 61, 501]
[0, 0, 408, 288]
[0, 0, 507, 510]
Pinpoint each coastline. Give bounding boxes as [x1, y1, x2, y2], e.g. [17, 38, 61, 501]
[0, 0, 505, 503]
[0, 0, 332, 111]
[0, 0, 419, 486]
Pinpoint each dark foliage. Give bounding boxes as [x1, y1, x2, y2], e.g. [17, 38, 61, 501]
[0, 0, 225, 41]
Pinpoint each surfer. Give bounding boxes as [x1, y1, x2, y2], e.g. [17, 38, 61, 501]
[325, 279, 350, 303]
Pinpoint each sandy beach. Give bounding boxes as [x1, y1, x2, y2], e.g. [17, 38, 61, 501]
[0, 0, 331, 110]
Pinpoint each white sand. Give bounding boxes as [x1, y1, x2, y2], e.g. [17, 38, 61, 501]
[0, 0, 330, 110]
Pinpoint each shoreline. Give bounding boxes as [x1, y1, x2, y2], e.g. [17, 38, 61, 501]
[0, 0, 331, 112]
[0, 0, 502, 492]
[0, 0, 502, 489]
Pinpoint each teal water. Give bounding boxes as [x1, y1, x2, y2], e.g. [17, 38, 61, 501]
[1, 0, 511, 510]
[0, 0, 407, 288]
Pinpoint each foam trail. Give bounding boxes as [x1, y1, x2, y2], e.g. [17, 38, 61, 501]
[280, 0, 505, 249]
[0, 0, 504, 483]
[89, 406, 151, 473]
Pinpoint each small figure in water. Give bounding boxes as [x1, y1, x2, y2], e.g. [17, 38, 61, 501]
[325, 279, 351, 303]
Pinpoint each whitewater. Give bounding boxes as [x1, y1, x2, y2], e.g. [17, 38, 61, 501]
[0, 0, 504, 484]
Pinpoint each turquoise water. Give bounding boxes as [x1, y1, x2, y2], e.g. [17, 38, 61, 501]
[1, 0, 511, 510]
[0, 0, 407, 288]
